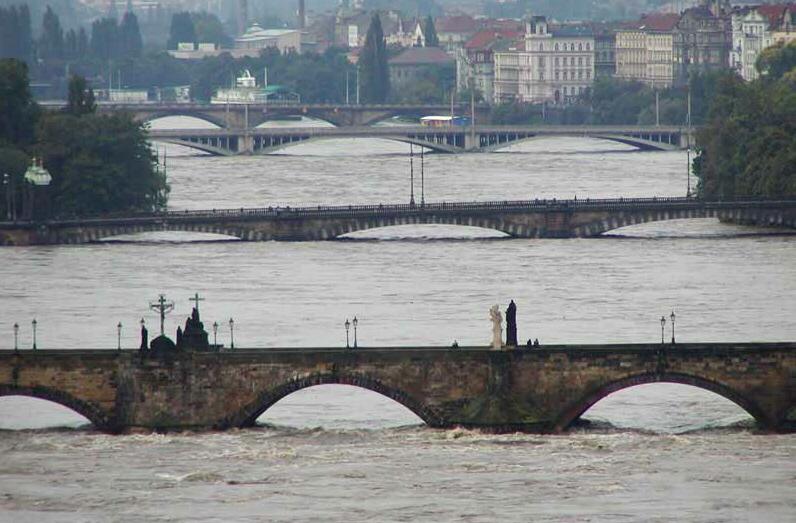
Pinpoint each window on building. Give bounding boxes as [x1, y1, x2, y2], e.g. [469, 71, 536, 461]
[539, 72, 544, 81]
[539, 43, 544, 51]
[571, 43, 575, 51]
[586, 43, 591, 51]
[578, 71, 583, 79]
[539, 56, 544, 67]
[555, 57, 559, 66]
[578, 57, 583, 66]
[586, 71, 591, 79]
[555, 71, 560, 80]
[578, 43, 583, 51]
[555, 43, 559, 51]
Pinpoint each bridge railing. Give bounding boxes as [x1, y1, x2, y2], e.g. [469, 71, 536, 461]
[10, 197, 795, 227]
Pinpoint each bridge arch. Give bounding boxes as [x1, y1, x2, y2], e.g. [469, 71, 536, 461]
[484, 133, 679, 153]
[552, 372, 771, 432]
[334, 214, 512, 239]
[574, 207, 792, 237]
[254, 135, 460, 155]
[0, 384, 113, 431]
[139, 111, 228, 128]
[225, 373, 444, 429]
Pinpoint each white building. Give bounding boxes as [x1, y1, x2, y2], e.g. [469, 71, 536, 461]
[730, 8, 773, 81]
[494, 17, 595, 105]
[235, 24, 302, 54]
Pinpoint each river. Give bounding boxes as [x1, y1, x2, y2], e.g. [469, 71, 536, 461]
[0, 120, 794, 521]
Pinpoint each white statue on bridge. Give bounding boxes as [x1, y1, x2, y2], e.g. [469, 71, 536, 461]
[489, 304, 503, 349]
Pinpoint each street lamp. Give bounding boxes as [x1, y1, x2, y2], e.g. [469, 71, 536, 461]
[670, 311, 676, 344]
[229, 318, 235, 349]
[13, 323, 19, 352]
[660, 316, 666, 344]
[2, 173, 10, 221]
[409, 144, 415, 207]
[352, 316, 358, 349]
[213, 321, 218, 349]
[117, 321, 122, 350]
[31, 318, 37, 350]
[344, 318, 350, 348]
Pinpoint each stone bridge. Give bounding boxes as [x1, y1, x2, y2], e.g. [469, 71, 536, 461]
[147, 125, 691, 155]
[0, 343, 793, 433]
[80, 102, 487, 128]
[1, 198, 794, 246]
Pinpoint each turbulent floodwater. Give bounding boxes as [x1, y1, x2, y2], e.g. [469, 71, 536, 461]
[1, 123, 794, 521]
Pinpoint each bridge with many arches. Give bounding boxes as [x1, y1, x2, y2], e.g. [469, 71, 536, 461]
[1, 197, 794, 246]
[147, 125, 690, 155]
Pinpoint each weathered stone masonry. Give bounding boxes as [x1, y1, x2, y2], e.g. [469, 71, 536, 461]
[1, 343, 794, 433]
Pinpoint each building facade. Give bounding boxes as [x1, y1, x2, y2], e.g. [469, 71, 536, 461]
[615, 14, 679, 88]
[494, 17, 595, 105]
[730, 8, 774, 81]
[457, 29, 521, 103]
[673, 4, 731, 85]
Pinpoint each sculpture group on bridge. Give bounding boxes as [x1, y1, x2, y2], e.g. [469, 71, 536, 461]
[489, 300, 536, 350]
[139, 294, 213, 356]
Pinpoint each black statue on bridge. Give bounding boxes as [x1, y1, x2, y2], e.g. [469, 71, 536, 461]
[506, 300, 518, 347]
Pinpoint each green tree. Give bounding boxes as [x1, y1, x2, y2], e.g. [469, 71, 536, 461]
[424, 16, 439, 47]
[36, 113, 169, 216]
[66, 75, 96, 116]
[359, 14, 390, 103]
[167, 11, 196, 50]
[0, 5, 33, 62]
[191, 11, 231, 47]
[38, 6, 64, 61]
[0, 59, 39, 147]
[757, 40, 796, 81]
[694, 41, 796, 200]
[119, 11, 143, 58]
[91, 18, 119, 61]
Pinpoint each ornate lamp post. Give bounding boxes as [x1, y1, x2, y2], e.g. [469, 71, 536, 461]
[3, 173, 10, 221]
[352, 316, 358, 349]
[670, 310, 676, 344]
[344, 318, 350, 348]
[117, 321, 122, 350]
[229, 318, 235, 349]
[31, 318, 37, 350]
[660, 316, 666, 345]
[213, 321, 218, 349]
[13, 323, 19, 352]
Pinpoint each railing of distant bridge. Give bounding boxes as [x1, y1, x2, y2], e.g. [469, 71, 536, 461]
[32, 197, 796, 227]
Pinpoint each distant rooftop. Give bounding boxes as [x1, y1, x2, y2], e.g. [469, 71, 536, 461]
[389, 46, 455, 65]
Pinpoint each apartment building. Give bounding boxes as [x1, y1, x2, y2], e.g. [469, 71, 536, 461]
[494, 16, 595, 105]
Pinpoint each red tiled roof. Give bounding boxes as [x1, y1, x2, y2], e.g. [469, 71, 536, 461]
[465, 29, 521, 49]
[436, 15, 479, 34]
[757, 4, 788, 27]
[636, 13, 681, 32]
[389, 46, 455, 65]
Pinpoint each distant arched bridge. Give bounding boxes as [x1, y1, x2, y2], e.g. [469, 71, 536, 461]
[1, 198, 794, 246]
[42, 102, 486, 128]
[148, 125, 691, 155]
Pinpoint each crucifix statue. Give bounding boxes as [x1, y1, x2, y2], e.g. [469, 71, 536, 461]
[149, 294, 175, 336]
[189, 292, 204, 317]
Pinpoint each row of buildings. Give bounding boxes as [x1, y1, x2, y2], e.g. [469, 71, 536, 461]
[453, 1, 796, 105]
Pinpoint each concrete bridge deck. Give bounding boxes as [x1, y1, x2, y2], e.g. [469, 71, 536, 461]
[1, 197, 794, 245]
[147, 124, 691, 154]
[1, 343, 794, 434]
